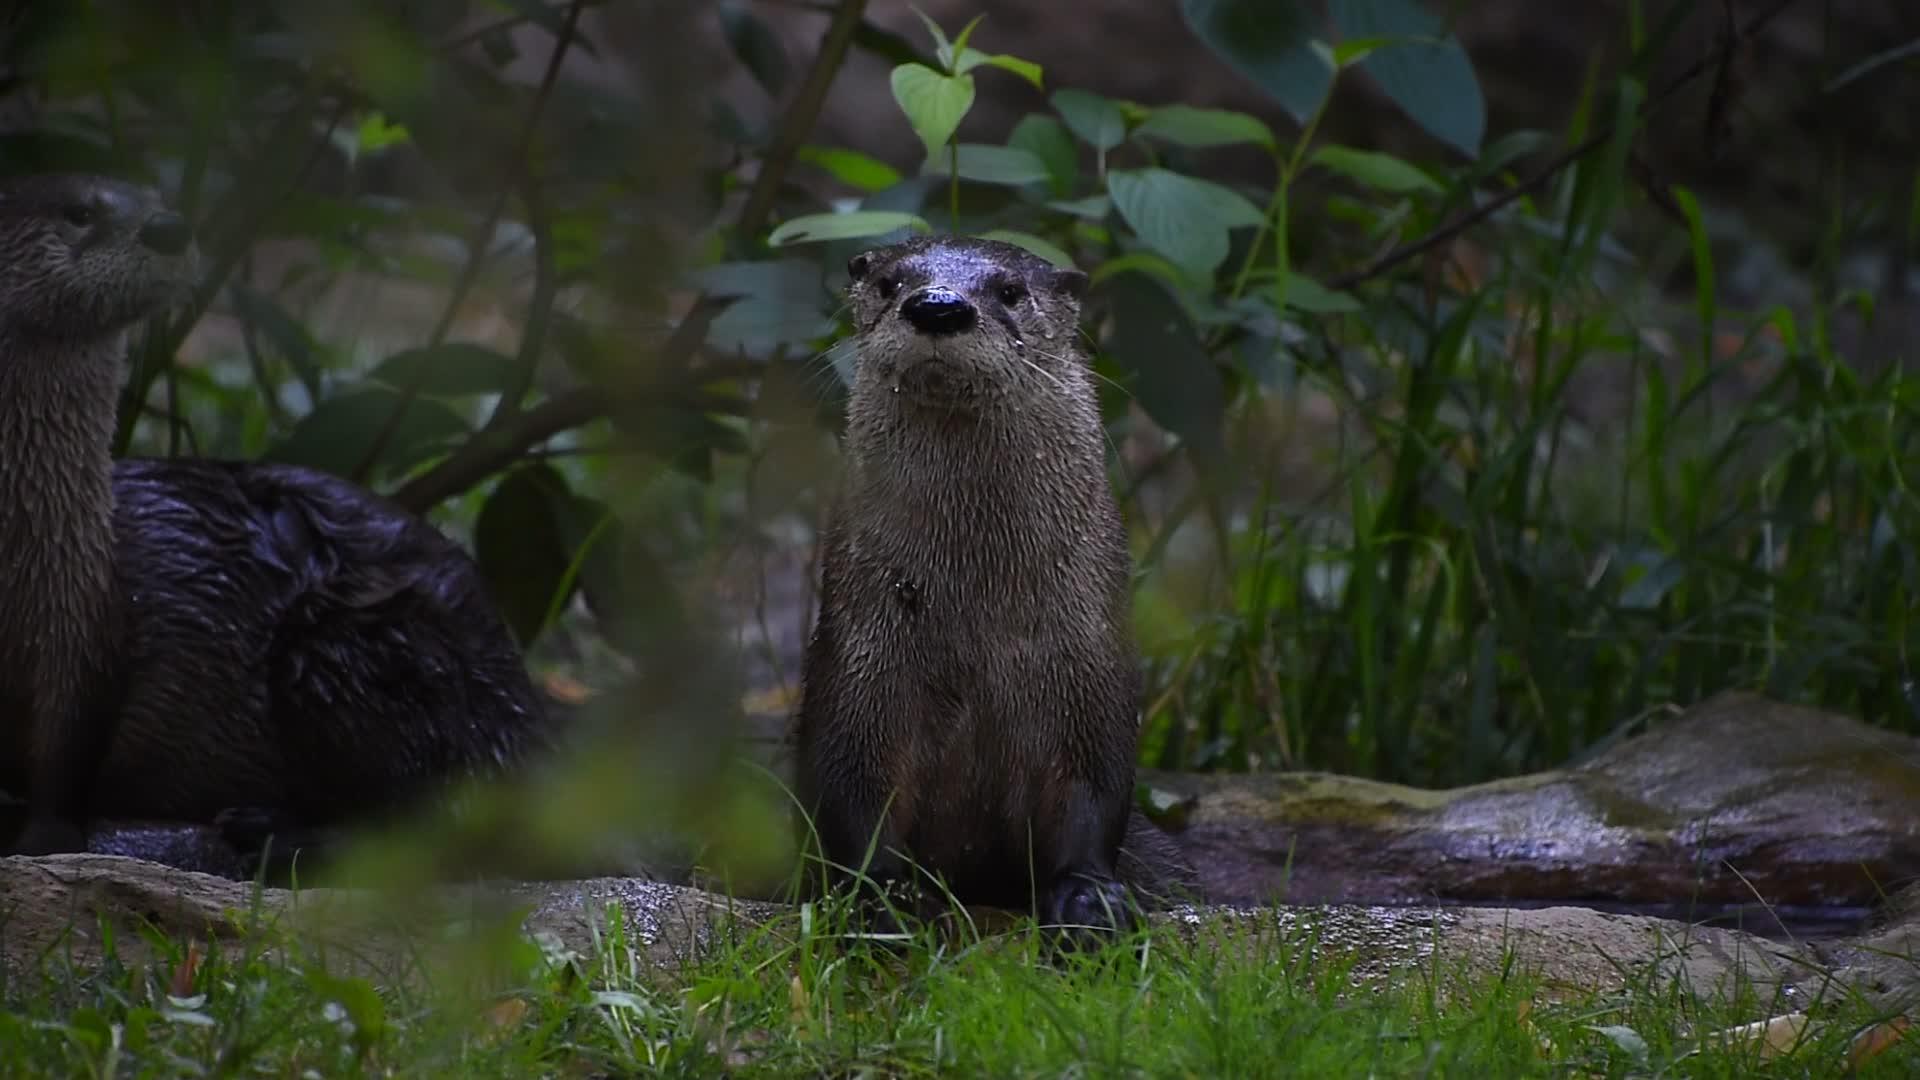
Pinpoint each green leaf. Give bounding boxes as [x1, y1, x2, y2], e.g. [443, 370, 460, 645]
[1284, 274, 1362, 313]
[954, 48, 1043, 88]
[353, 111, 411, 155]
[941, 11, 987, 68]
[1309, 145, 1440, 193]
[1330, 0, 1486, 158]
[889, 63, 975, 157]
[921, 143, 1052, 186]
[1134, 105, 1276, 150]
[1048, 194, 1112, 220]
[1108, 167, 1265, 280]
[768, 210, 930, 246]
[718, 2, 789, 97]
[368, 343, 531, 399]
[795, 145, 904, 192]
[1050, 88, 1127, 152]
[264, 388, 472, 481]
[1099, 270, 1227, 469]
[909, 7, 955, 60]
[1180, 0, 1332, 126]
[474, 463, 582, 646]
[690, 259, 839, 351]
[1009, 114, 1079, 195]
[976, 229, 1076, 269]
[303, 970, 389, 1056]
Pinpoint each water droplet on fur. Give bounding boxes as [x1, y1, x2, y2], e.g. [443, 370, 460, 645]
[891, 384, 901, 394]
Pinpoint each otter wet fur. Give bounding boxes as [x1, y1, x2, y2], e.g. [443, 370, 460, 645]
[0, 173, 552, 858]
[792, 235, 1197, 944]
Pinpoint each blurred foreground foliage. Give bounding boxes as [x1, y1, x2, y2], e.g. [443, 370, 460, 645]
[1, 0, 1915, 799]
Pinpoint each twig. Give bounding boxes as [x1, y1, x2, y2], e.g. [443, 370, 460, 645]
[1326, 0, 1804, 292]
[389, 0, 873, 513]
[115, 96, 346, 454]
[351, 0, 586, 486]
[389, 321, 744, 514]
[484, 166, 556, 428]
[734, 0, 873, 241]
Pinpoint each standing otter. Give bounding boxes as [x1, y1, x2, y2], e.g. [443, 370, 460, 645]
[0, 172, 552, 858]
[792, 235, 1196, 940]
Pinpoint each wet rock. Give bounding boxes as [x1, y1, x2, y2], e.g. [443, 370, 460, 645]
[1146, 692, 1920, 927]
[3, 852, 1906, 1019]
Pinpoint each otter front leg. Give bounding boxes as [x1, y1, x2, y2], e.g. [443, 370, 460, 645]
[14, 679, 121, 855]
[1038, 778, 1135, 940]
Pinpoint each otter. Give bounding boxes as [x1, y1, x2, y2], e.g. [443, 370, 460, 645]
[0, 172, 553, 860]
[791, 234, 1198, 941]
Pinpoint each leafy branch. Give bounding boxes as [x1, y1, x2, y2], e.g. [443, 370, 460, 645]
[388, 0, 875, 515]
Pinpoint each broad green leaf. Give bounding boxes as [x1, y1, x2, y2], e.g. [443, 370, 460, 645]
[264, 388, 471, 481]
[691, 259, 840, 351]
[954, 47, 1043, 88]
[1329, 34, 1394, 68]
[369, 343, 531, 398]
[1009, 114, 1078, 194]
[1309, 144, 1440, 193]
[795, 145, 904, 192]
[1134, 105, 1276, 150]
[922, 143, 1052, 186]
[1108, 167, 1265, 279]
[1331, 0, 1485, 157]
[474, 463, 582, 647]
[1099, 270, 1227, 468]
[768, 210, 930, 246]
[1180, 0, 1331, 125]
[1051, 88, 1127, 152]
[976, 229, 1076, 269]
[890, 63, 975, 157]
[1048, 194, 1112, 220]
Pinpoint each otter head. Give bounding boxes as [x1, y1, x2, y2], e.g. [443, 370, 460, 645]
[0, 173, 200, 343]
[844, 235, 1090, 412]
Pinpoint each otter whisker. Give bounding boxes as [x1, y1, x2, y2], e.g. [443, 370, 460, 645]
[1014, 349, 1066, 392]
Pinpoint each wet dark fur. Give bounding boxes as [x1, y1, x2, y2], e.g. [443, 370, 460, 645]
[792, 236, 1198, 939]
[0, 173, 551, 859]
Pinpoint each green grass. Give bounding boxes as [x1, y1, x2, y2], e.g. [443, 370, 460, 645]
[4, 899, 1912, 1078]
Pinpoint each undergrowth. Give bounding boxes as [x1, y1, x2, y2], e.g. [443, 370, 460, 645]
[2, 896, 1912, 1078]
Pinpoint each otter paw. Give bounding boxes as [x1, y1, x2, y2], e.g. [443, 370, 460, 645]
[1043, 873, 1136, 940]
[10, 817, 89, 856]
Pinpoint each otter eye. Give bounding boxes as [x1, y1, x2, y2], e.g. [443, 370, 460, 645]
[997, 282, 1026, 306]
[847, 253, 871, 281]
[876, 276, 900, 301]
[63, 203, 94, 227]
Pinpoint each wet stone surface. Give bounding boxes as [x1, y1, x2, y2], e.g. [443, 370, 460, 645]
[3, 854, 1910, 1019]
[1134, 692, 1920, 936]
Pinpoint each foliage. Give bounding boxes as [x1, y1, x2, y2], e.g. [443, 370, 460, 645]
[2, 901, 1912, 1077]
[1, 0, 1915, 791]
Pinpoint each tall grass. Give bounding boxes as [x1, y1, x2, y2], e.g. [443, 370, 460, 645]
[1129, 96, 1919, 788]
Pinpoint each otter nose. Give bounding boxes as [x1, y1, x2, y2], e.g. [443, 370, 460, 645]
[138, 211, 194, 256]
[900, 286, 977, 336]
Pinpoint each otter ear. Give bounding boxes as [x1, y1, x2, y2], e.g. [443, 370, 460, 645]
[1049, 267, 1089, 301]
[847, 252, 872, 282]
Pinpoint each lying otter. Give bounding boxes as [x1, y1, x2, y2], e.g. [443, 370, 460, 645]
[0, 173, 554, 862]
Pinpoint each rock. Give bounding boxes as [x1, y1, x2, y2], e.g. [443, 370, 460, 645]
[36, 692, 1916, 948]
[0, 853, 781, 989]
[1146, 692, 1920, 927]
[3, 853, 1910, 1018]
